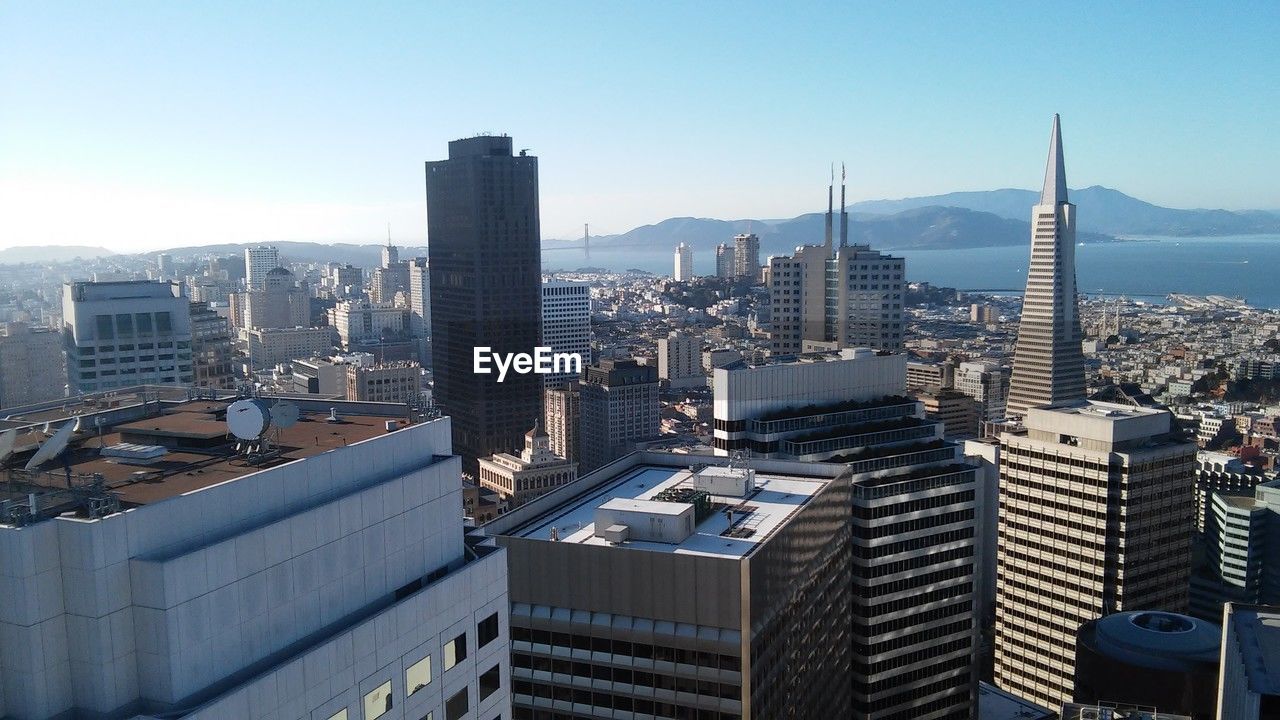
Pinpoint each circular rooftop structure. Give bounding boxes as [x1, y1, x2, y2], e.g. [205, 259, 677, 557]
[1091, 611, 1221, 671]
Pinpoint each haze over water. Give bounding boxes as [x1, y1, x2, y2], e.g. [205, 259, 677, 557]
[546, 235, 1280, 309]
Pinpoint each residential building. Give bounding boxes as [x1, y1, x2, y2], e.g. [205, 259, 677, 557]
[245, 326, 336, 370]
[240, 266, 309, 330]
[544, 382, 581, 464]
[733, 232, 759, 280]
[409, 256, 430, 338]
[0, 392, 509, 720]
[1216, 603, 1280, 720]
[478, 422, 577, 508]
[427, 135, 543, 471]
[345, 361, 421, 403]
[189, 302, 235, 389]
[656, 330, 703, 389]
[0, 323, 64, 409]
[1006, 115, 1087, 418]
[243, 245, 279, 290]
[62, 281, 194, 393]
[956, 361, 1011, 422]
[540, 279, 590, 390]
[578, 359, 659, 473]
[484, 453, 854, 720]
[993, 402, 1197, 710]
[673, 242, 693, 281]
[715, 242, 733, 278]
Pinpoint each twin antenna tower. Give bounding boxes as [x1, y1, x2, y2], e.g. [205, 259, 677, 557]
[825, 162, 850, 251]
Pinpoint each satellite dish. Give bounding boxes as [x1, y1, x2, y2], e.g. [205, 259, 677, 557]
[227, 399, 272, 441]
[25, 421, 75, 471]
[0, 429, 16, 465]
[270, 402, 300, 429]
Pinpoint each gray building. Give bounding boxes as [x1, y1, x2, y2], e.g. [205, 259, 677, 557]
[483, 453, 853, 720]
[243, 245, 279, 291]
[578, 359, 659, 474]
[426, 135, 543, 472]
[62, 281, 194, 394]
[0, 392, 509, 720]
[732, 232, 759, 280]
[1216, 602, 1280, 720]
[0, 322, 65, 409]
[189, 302, 235, 389]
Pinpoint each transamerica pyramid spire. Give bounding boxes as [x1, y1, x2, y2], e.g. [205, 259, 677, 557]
[1006, 114, 1086, 419]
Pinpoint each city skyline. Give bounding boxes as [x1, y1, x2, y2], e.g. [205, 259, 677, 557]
[3, 3, 1280, 252]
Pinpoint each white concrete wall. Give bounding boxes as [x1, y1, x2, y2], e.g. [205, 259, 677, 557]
[713, 352, 907, 422]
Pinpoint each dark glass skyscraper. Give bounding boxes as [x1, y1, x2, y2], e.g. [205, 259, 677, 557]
[426, 136, 543, 471]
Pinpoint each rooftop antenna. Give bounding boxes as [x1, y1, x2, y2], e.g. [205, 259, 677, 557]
[824, 164, 834, 251]
[387, 222, 392, 246]
[583, 223, 591, 260]
[839, 162, 848, 249]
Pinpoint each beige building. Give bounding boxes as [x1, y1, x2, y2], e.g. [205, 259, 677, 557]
[344, 361, 420, 403]
[477, 422, 577, 508]
[0, 323, 64, 409]
[656, 330, 703, 388]
[244, 326, 336, 370]
[239, 267, 309, 330]
[993, 402, 1196, 710]
[916, 387, 980, 438]
[544, 382, 581, 463]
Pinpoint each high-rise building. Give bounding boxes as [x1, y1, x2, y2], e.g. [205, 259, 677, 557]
[578, 359, 659, 473]
[907, 359, 955, 392]
[1005, 115, 1086, 418]
[239, 266, 309, 330]
[993, 402, 1197, 710]
[243, 245, 279, 290]
[768, 243, 905, 353]
[0, 323, 65, 409]
[1216, 602, 1280, 719]
[715, 242, 733, 278]
[478, 421, 577, 508]
[543, 382, 581, 464]
[381, 237, 400, 268]
[329, 299, 410, 349]
[371, 262, 410, 304]
[1189, 478, 1280, 621]
[656, 330, 703, 389]
[156, 252, 174, 277]
[345, 360, 421, 403]
[916, 386, 981, 438]
[408, 256, 430, 338]
[427, 135, 543, 471]
[483, 452, 854, 720]
[189, 302, 235, 389]
[673, 242, 694, 281]
[733, 232, 759, 280]
[0, 394, 510, 720]
[956, 360, 1012, 422]
[329, 263, 364, 298]
[540, 279, 590, 390]
[245, 326, 337, 370]
[62, 281, 194, 393]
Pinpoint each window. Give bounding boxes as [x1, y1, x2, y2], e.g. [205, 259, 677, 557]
[479, 664, 501, 701]
[407, 655, 432, 695]
[363, 680, 393, 720]
[155, 311, 172, 333]
[95, 315, 114, 339]
[115, 313, 134, 338]
[328, 711, 348, 720]
[444, 633, 467, 670]
[445, 689, 468, 720]
[135, 313, 154, 336]
[477, 613, 499, 648]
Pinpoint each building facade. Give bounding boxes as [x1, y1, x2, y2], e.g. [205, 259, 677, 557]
[62, 281, 194, 393]
[243, 245, 279, 290]
[544, 382, 581, 465]
[673, 242, 693, 281]
[540, 280, 591, 390]
[345, 361, 421, 403]
[245, 326, 336, 370]
[768, 243, 905, 353]
[239, 266, 309, 331]
[656, 330, 704, 389]
[477, 422, 578, 508]
[189, 302, 235, 389]
[715, 243, 733, 278]
[427, 135, 543, 470]
[578, 359, 659, 473]
[732, 233, 759, 280]
[0, 323, 65, 409]
[956, 361, 1011, 423]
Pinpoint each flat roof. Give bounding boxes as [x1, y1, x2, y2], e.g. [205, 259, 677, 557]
[509, 464, 828, 558]
[1230, 604, 1280, 696]
[977, 681, 1054, 720]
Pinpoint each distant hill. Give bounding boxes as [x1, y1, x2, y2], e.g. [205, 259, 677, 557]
[851, 186, 1280, 237]
[160, 241, 429, 267]
[571, 205, 1115, 255]
[0, 245, 114, 265]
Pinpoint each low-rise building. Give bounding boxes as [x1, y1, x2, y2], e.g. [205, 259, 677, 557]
[478, 422, 577, 508]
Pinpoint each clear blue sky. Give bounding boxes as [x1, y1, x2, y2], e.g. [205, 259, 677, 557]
[2, 2, 1277, 252]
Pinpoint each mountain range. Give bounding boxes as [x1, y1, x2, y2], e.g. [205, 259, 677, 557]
[0, 245, 115, 264]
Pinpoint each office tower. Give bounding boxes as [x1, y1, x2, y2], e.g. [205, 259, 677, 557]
[578, 359, 659, 473]
[244, 245, 279, 290]
[1195, 451, 1272, 533]
[328, 299, 410, 349]
[907, 359, 955, 392]
[1006, 115, 1086, 419]
[711, 348, 979, 719]
[0, 395, 509, 720]
[540, 279, 591, 390]
[189, 302, 235, 389]
[156, 252, 174, 277]
[382, 237, 400, 268]
[916, 386, 981, 438]
[344, 361, 421, 402]
[0, 323, 65, 409]
[733, 232, 760, 280]
[1216, 603, 1280, 720]
[993, 402, 1197, 710]
[62, 281, 194, 393]
[409, 256, 431, 337]
[329, 263, 364, 298]
[478, 422, 578, 508]
[656, 330, 703, 389]
[715, 242, 733, 278]
[673, 241, 693, 281]
[241, 266, 309, 330]
[956, 360, 1012, 422]
[768, 243, 905, 353]
[543, 381, 581, 463]
[245, 326, 337, 369]
[427, 135, 543, 471]
[484, 453, 853, 720]
[1189, 479, 1280, 621]
[371, 262, 410, 304]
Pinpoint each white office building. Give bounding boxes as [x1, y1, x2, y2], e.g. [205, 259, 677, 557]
[673, 242, 693, 281]
[540, 280, 591, 390]
[244, 245, 280, 291]
[956, 361, 1011, 423]
[0, 392, 510, 720]
[62, 281, 194, 394]
[656, 330, 703, 389]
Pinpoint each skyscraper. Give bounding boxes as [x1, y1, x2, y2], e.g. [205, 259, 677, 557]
[408, 256, 430, 338]
[540, 279, 590, 390]
[1005, 114, 1086, 419]
[578, 359, 659, 473]
[715, 242, 733, 278]
[0, 323, 65, 409]
[427, 136, 543, 470]
[62, 281, 194, 393]
[733, 232, 760, 279]
[673, 241, 693, 281]
[243, 245, 279, 291]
